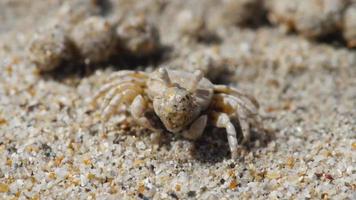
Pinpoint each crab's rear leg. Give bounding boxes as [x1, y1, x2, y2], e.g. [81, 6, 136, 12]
[100, 89, 141, 133]
[215, 93, 255, 144]
[107, 70, 148, 82]
[213, 85, 259, 109]
[102, 89, 140, 121]
[90, 78, 145, 107]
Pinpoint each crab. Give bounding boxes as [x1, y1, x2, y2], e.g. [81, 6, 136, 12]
[91, 68, 262, 159]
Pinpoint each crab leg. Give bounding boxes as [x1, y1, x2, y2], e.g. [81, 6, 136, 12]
[213, 85, 259, 109]
[91, 79, 145, 106]
[216, 93, 258, 116]
[102, 89, 140, 121]
[181, 115, 207, 140]
[210, 112, 239, 159]
[226, 97, 251, 144]
[102, 93, 123, 121]
[214, 93, 260, 144]
[107, 70, 148, 82]
[99, 83, 143, 109]
[105, 76, 146, 85]
[100, 89, 142, 133]
[130, 95, 163, 133]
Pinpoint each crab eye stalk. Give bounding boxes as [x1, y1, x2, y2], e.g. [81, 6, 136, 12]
[189, 70, 203, 92]
[158, 67, 173, 87]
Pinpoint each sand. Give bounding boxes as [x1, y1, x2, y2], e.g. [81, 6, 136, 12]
[0, 0, 355, 199]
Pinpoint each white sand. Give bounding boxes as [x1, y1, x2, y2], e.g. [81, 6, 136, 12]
[0, 1, 355, 199]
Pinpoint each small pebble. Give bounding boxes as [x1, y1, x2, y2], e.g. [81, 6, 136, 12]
[71, 16, 117, 64]
[117, 16, 160, 57]
[28, 26, 73, 72]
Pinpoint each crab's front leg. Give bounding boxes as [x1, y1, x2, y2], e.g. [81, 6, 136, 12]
[130, 95, 164, 143]
[210, 112, 241, 159]
[180, 115, 208, 140]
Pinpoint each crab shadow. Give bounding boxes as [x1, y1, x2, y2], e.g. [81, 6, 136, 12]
[191, 126, 275, 164]
[313, 32, 349, 48]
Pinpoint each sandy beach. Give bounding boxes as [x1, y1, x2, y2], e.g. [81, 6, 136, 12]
[0, 1, 355, 199]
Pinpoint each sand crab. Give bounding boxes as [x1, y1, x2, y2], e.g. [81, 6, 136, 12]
[91, 68, 261, 159]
